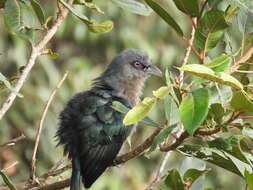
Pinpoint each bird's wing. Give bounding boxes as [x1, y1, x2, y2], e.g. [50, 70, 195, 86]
[57, 90, 131, 188]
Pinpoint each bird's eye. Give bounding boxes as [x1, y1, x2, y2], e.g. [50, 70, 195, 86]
[132, 61, 144, 70]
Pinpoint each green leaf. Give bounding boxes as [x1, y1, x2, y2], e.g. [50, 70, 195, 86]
[179, 88, 209, 135]
[111, 0, 151, 16]
[195, 10, 229, 52]
[31, 0, 45, 25]
[153, 86, 170, 99]
[179, 64, 216, 79]
[59, 0, 90, 23]
[87, 20, 113, 33]
[3, 0, 21, 33]
[210, 103, 224, 124]
[148, 125, 175, 153]
[180, 64, 244, 90]
[112, 101, 158, 127]
[111, 101, 129, 114]
[217, 72, 243, 90]
[165, 169, 184, 190]
[204, 54, 232, 72]
[231, 91, 253, 113]
[164, 96, 180, 126]
[74, 0, 104, 14]
[0, 171, 17, 190]
[183, 169, 209, 186]
[144, 0, 184, 36]
[245, 170, 253, 190]
[59, 0, 113, 33]
[123, 97, 156, 126]
[178, 144, 246, 177]
[173, 0, 199, 17]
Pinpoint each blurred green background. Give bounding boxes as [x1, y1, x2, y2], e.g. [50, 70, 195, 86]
[0, 1, 246, 189]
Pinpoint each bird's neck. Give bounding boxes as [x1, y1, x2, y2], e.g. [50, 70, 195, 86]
[94, 75, 146, 106]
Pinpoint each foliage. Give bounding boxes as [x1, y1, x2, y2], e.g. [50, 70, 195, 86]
[0, 0, 253, 190]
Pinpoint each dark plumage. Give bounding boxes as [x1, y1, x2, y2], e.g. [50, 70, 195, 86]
[56, 49, 161, 189]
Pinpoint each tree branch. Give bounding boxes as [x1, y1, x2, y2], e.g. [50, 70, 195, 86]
[113, 126, 164, 165]
[31, 71, 69, 182]
[178, 18, 197, 88]
[0, 0, 73, 121]
[0, 134, 26, 148]
[230, 44, 253, 73]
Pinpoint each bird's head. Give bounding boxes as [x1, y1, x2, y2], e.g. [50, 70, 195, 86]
[106, 49, 162, 79]
[94, 49, 162, 105]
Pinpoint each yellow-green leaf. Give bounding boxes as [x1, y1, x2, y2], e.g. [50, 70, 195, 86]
[217, 72, 243, 90]
[88, 20, 113, 33]
[153, 86, 170, 99]
[123, 97, 156, 126]
[180, 64, 243, 90]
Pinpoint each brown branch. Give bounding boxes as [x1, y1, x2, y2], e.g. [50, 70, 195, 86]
[160, 130, 189, 152]
[0, 0, 73, 121]
[230, 44, 253, 73]
[31, 179, 70, 190]
[31, 71, 69, 182]
[113, 126, 164, 165]
[178, 18, 197, 88]
[0, 134, 26, 148]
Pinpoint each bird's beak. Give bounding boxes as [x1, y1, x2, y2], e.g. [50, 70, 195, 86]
[147, 64, 162, 77]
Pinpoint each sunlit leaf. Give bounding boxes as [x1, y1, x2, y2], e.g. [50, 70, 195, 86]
[87, 20, 113, 33]
[173, 0, 199, 17]
[179, 88, 209, 135]
[165, 169, 184, 190]
[180, 64, 244, 90]
[112, 101, 158, 127]
[217, 72, 243, 90]
[153, 86, 170, 99]
[245, 170, 253, 190]
[144, 0, 184, 36]
[123, 97, 156, 126]
[111, 0, 151, 16]
[231, 91, 253, 113]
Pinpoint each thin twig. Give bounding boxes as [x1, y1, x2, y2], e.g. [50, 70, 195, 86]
[230, 44, 253, 73]
[0, 134, 26, 148]
[0, 0, 74, 121]
[1, 161, 19, 173]
[31, 71, 69, 182]
[145, 152, 171, 190]
[178, 18, 197, 88]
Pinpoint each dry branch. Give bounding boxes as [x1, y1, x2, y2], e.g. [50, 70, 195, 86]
[0, 0, 73, 121]
[0, 134, 25, 148]
[31, 71, 69, 182]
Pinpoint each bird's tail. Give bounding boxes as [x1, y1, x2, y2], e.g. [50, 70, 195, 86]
[71, 158, 81, 190]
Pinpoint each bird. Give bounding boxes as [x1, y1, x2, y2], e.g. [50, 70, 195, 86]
[56, 49, 162, 190]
